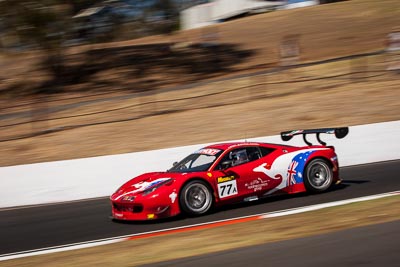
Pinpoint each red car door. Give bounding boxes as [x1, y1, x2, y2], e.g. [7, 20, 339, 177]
[212, 146, 278, 202]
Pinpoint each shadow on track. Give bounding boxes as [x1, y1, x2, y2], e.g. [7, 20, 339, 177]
[110, 181, 368, 225]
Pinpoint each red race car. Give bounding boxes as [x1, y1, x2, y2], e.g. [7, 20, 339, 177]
[110, 127, 348, 221]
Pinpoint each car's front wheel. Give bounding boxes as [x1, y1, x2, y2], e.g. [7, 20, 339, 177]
[304, 158, 333, 193]
[180, 180, 213, 216]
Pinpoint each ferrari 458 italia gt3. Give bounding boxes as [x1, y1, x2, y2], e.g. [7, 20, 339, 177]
[110, 127, 348, 220]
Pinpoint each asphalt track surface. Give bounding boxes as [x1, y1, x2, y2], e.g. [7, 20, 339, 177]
[142, 220, 400, 267]
[0, 160, 399, 255]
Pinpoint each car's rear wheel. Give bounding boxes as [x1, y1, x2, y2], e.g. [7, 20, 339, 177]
[304, 158, 333, 193]
[180, 180, 213, 216]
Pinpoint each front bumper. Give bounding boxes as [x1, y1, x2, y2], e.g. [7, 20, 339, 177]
[110, 200, 179, 221]
[111, 202, 166, 221]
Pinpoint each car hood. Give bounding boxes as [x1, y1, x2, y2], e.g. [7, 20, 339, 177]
[111, 172, 178, 201]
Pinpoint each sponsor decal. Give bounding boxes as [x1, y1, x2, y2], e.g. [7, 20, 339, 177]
[288, 130, 303, 135]
[122, 196, 135, 202]
[169, 191, 177, 204]
[134, 178, 171, 190]
[252, 149, 322, 195]
[253, 163, 282, 180]
[217, 177, 238, 199]
[244, 196, 259, 202]
[207, 172, 213, 177]
[287, 160, 299, 186]
[245, 178, 269, 192]
[147, 214, 155, 219]
[228, 143, 259, 149]
[217, 176, 235, 183]
[115, 178, 171, 200]
[287, 150, 315, 186]
[196, 148, 221, 156]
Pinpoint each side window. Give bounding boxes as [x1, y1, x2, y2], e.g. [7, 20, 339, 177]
[231, 149, 249, 166]
[215, 148, 247, 170]
[215, 146, 266, 170]
[259, 147, 275, 157]
[246, 147, 262, 161]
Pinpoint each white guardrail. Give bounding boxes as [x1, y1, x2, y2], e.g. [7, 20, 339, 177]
[1, 120, 399, 208]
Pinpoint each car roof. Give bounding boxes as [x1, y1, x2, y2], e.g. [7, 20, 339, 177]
[204, 142, 292, 151]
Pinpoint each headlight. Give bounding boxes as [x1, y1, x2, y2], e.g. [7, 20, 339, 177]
[142, 178, 173, 196]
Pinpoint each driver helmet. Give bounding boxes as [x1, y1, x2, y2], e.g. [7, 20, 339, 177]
[231, 149, 249, 166]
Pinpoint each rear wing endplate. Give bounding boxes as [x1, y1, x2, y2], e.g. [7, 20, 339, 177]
[281, 127, 349, 146]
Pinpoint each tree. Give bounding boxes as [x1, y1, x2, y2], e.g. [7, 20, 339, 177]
[147, 0, 179, 35]
[0, 0, 73, 93]
[0, 0, 122, 93]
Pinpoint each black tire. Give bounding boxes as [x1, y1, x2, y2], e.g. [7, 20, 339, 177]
[304, 158, 333, 193]
[179, 180, 213, 216]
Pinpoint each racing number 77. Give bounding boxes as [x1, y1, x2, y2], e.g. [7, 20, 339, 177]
[220, 184, 232, 196]
[218, 180, 238, 198]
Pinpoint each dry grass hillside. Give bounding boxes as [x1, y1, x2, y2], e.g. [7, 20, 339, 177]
[0, 0, 400, 166]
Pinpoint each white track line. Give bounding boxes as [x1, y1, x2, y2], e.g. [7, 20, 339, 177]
[261, 191, 400, 218]
[1, 190, 399, 262]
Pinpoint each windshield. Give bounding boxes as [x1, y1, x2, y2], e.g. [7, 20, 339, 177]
[168, 148, 223, 173]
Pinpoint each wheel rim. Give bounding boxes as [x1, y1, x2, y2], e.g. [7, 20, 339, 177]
[307, 161, 332, 189]
[184, 183, 211, 213]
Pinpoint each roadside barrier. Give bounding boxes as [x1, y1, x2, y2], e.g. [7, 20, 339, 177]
[0, 120, 399, 208]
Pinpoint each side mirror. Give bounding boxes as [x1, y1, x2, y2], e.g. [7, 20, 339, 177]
[220, 160, 233, 170]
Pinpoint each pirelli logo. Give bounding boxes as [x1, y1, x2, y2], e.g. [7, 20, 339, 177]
[217, 176, 235, 183]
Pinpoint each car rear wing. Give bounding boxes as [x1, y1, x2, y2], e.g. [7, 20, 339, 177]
[281, 127, 349, 146]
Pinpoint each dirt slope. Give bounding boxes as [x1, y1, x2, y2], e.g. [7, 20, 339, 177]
[0, 0, 399, 166]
